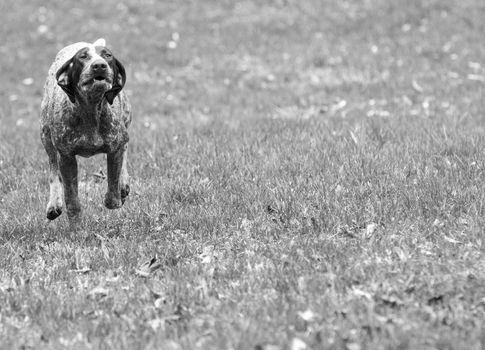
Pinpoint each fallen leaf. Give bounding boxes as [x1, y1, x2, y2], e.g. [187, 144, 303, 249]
[171, 32, 180, 41]
[291, 338, 308, 350]
[401, 23, 411, 32]
[378, 294, 404, 307]
[363, 222, 377, 237]
[393, 247, 409, 262]
[346, 342, 361, 350]
[0, 281, 14, 292]
[105, 269, 120, 283]
[427, 295, 444, 305]
[148, 318, 166, 331]
[199, 246, 221, 264]
[88, 286, 109, 298]
[69, 267, 91, 274]
[22, 77, 34, 85]
[467, 74, 485, 81]
[468, 61, 481, 70]
[352, 288, 373, 300]
[255, 344, 281, 350]
[297, 309, 318, 322]
[37, 25, 49, 34]
[367, 109, 391, 117]
[92, 169, 106, 181]
[443, 236, 461, 244]
[330, 99, 347, 114]
[154, 298, 166, 309]
[136, 257, 162, 277]
[412, 79, 423, 92]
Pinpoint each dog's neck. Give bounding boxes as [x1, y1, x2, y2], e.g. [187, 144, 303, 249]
[70, 96, 110, 129]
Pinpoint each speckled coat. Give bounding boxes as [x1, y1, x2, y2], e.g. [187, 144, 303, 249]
[40, 39, 131, 224]
[41, 41, 131, 156]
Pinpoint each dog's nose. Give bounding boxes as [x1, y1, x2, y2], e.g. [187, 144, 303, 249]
[92, 60, 108, 72]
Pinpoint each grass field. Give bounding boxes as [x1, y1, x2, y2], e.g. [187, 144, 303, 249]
[1, 0, 485, 349]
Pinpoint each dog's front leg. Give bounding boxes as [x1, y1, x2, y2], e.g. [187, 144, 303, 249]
[120, 145, 130, 204]
[58, 154, 81, 224]
[41, 126, 64, 221]
[104, 147, 125, 209]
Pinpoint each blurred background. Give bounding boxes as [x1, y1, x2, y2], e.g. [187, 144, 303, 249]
[3, 0, 485, 134]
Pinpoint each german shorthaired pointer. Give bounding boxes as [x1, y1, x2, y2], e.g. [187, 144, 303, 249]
[40, 39, 131, 224]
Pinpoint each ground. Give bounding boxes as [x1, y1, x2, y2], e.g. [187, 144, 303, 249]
[1, 0, 485, 349]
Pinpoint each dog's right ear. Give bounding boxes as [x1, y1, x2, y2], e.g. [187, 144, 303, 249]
[56, 58, 77, 103]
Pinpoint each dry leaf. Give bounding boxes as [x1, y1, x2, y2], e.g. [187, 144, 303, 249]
[468, 61, 481, 70]
[0, 281, 14, 292]
[443, 236, 461, 244]
[352, 288, 372, 300]
[136, 257, 162, 277]
[364, 222, 377, 237]
[69, 267, 91, 274]
[154, 298, 166, 309]
[297, 309, 318, 322]
[346, 342, 361, 350]
[22, 77, 34, 86]
[105, 269, 120, 283]
[148, 318, 165, 331]
[291, 338, 308, 350]
[92, 169, 106, 182]
[255, 344, 281, 350]
[412, 79, 423, 92]
[378, 294, 404, 307]
[393, 247, 409, 262]
[88, 286, 109, 298]
[199, 246, 221, 264]
[329, 99, 347, 114]
[467, 74, 485, 81]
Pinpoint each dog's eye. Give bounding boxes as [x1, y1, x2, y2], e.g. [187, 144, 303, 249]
[104, 53, 112, 58]
[79, 53, 88, 59]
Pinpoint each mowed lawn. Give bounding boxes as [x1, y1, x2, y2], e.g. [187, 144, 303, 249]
[1, 0, 485, 349]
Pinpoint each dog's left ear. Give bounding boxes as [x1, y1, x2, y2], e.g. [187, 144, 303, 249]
[105, 58, 126, 105]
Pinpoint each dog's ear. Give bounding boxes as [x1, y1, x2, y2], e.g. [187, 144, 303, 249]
[56, 58, 78, 103]
[105, 58, 126, 105]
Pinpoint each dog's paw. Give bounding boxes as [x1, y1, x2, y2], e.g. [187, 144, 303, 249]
[104, 192, 122, 209]
[46, 205, 63, 220]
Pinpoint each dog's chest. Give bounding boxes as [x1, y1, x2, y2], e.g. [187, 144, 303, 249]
[53, 111, 129, 157]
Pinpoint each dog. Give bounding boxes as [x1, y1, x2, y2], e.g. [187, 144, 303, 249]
[40, 38, 131, 224]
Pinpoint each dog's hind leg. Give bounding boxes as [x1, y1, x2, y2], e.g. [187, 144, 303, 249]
[41, 126, 63, 220]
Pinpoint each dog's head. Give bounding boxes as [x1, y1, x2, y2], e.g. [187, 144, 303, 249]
[56, 39, 126, 105]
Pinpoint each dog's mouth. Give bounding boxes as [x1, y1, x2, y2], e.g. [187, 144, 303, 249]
[81, 75, 112, 88]
[90, 74, 112, 85]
